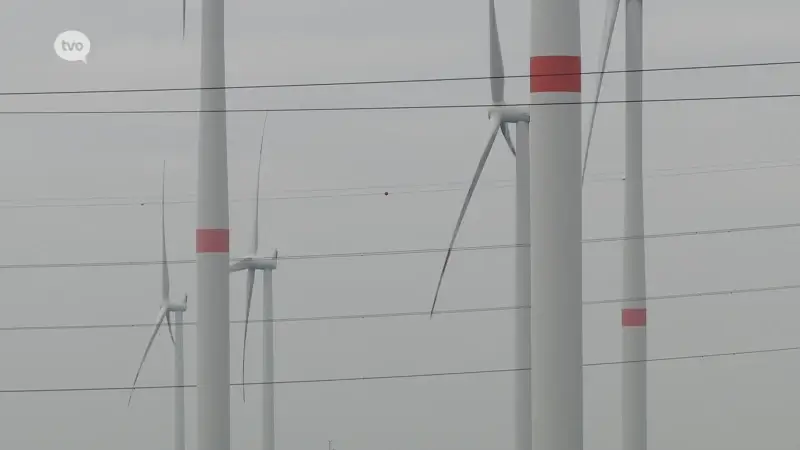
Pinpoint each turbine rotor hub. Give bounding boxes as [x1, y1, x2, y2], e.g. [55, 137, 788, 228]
[488, 105, 529, 124]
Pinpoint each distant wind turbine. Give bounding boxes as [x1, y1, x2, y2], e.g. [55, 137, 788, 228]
[127, 161, 189, 450]
[581, 1, 648, 450]
[428, 2, 530, 450]
[230, 112, 278, 450]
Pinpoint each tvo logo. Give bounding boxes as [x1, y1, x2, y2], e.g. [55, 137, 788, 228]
[54, 30, 91, 63]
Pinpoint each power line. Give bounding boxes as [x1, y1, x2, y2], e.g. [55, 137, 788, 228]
[4, 281, 800, 333]
[1, 92, 799, 116]
[13, 154, 800, 205]
[584, 221, 800, 243]
[0, 368, 524, 394]
[2, 305, 525, 332]
[1, 59, 797, 97]
[0, 180, 511, 210]
[585, 282, 800, 306]
[5, 344, 800, 394]
[4, 156, 800, 210]
[582, 344, 800, 367]
[0, 243, 519, 270]
[3, 219, 798, 271]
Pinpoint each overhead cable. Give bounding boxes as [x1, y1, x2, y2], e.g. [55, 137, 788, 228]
[1, 92, 800, 115]
[3, 281, 800, 333]
[4, 344, 799, 394]
[0, 59, 797, 97]
[3, 156, 800, 211]
[1, 219, 797, 271]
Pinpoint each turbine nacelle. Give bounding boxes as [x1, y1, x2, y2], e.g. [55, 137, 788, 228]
[163, 295, 188, 312]
[487, 105, 530, 124]
[230, 251, 278, 272]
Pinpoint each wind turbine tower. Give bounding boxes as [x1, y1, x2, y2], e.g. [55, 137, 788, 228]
[195, 0, 231, 450]
[582, 1, 648, 448]
[622, 1, 647, 449]
[528, 0, 583, 449]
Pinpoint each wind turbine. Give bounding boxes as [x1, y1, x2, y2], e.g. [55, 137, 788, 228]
[230, 112, 278, 450]
[529, 0, 583, 448]
[127, 161, 189, 450]
[582, 1, 648, 449]
[427, 2, 530, 450]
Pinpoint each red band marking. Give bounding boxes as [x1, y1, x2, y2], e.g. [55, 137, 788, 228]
[196, 229, 229, 253]
[530, 56, 581, 93]
[622, 308, 646, 327]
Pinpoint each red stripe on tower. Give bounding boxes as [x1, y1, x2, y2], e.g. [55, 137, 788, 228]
[530, 56, 581, 93]
[196, 229, 229, 253]
[622, 308, 646, 327]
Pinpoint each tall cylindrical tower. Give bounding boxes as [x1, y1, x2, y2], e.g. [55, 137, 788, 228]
[529, 0, 583, 448]
[196, 1, 231, 450]
[622, 1, 647, 450]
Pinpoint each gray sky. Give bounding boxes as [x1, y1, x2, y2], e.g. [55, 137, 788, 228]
[1, 0, 800, 449]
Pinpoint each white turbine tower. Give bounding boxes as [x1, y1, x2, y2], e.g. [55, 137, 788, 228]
[195, 0, 231, 449]
[582, 1, 647, 449]
[529, 0, 583, 448]
[428, 3, 530, 450]
[127, 161, 189, 450]
[230, 112, 278, 450]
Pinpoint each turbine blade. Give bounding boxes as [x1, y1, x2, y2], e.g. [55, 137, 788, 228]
[166, 311, 176, 346]
[241, 268, 256, 402]
[181, 0, 186, 39]
[128, 307, 167, 406]
[251, 113, 268, 255]
[488, 0, 505, 105]
[430, 118, 501, 317]
[161, 161, 170, 301]
[581, 0, 621, 188]
[500, 123, 516, 156]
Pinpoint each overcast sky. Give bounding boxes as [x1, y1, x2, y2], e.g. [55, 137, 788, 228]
[0, 0, 800, 449]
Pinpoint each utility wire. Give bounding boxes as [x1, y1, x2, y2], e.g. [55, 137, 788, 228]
[583, 344, 800, 367]
[3, 219, 798, 271]
[4, 281, 800, 333]
[1, 243, 519, 270]
[0, 369, 524, 394]
[0, 92, 798, 115]
[4, 156, 800, 210]
[5, 344, 800, 394]
[0, 59, 797, 97]
[583, 221, 800, 243]
[10, 154, 800, 205]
